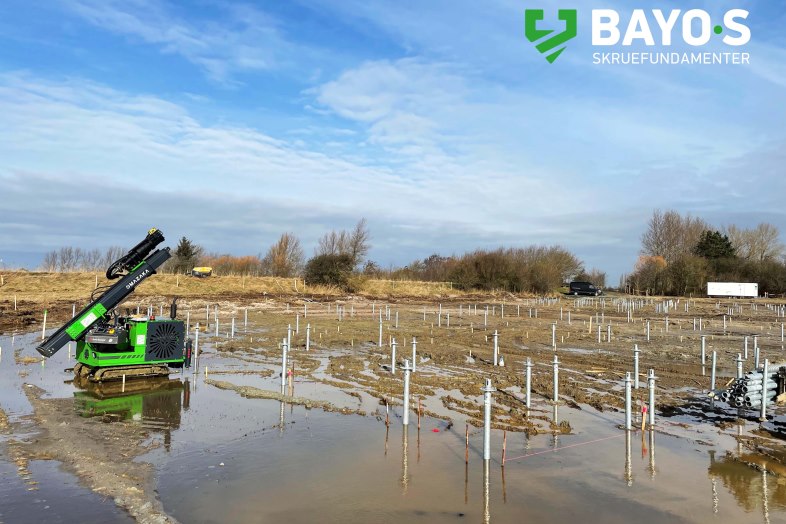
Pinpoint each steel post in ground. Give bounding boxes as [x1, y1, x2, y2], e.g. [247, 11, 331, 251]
[760, 359, 769, 421]
[525, 358, 532, 409]
[625, 372, 632, 431]
[412, 338, 417, 373]
[193, 325, 199, 373]
[553, 355, 560, 403]
[403, 359, 412, 425]
[648, 369, 655, 428]
[482, 379, 494, 460]
[391, 338, 397, 374]
[634, 345, 640, 389]
[281, 338, 288, 396]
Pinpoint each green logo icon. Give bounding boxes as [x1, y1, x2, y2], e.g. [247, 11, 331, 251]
[525, 9, 578, 63]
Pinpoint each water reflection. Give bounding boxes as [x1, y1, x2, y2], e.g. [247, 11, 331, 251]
[624, 430, 633, 486]
[501, 461, 507, 504]
[648, 430, 656, 479]
[763, 465, 770, 524]
[464, 462, 469, 505]
[402, 427, 409, 494]
[73, 376, 189, 452]
[482, 459, 490, 524]
[417, 427, 421, 464]
[708, 450, 786, 514]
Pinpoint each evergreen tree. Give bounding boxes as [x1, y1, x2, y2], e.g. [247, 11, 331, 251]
[694, 230, 736, 259]
[174, 236, 198, 273]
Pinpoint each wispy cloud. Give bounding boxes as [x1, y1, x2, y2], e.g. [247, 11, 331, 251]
[64, 0, 296, 82]
[0, 72, 631, 271]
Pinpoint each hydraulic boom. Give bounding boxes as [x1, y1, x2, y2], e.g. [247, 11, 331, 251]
[36, 229, 170, 358]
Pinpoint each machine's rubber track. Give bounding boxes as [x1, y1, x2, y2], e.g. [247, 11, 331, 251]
[75, 364, 171, 382]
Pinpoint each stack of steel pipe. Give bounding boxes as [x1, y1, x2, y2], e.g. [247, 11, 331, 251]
[719, 367, 783, 409]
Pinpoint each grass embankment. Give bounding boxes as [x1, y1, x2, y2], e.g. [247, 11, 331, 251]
[0, 271, 499, 333]
[0, 271, 464, 304]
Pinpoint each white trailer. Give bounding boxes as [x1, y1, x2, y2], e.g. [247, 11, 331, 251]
[707, 282, 758, 298]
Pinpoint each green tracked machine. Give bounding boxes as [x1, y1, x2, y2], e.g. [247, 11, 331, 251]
[36, 228, 192, 381]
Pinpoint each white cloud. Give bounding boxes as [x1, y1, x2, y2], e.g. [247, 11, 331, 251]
[0, 72, 645, 275]
[64, 0, 297, 82]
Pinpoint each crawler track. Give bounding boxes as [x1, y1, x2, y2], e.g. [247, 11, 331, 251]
[73, 362, 171, 382]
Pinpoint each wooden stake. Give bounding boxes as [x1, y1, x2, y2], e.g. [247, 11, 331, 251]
[502, 430, 507, 466]
[465, 424, 469, 464]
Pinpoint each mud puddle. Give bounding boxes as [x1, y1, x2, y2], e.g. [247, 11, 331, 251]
[149, 395, 786, 523]
[0, 332, 137, 523]
[0, 458, 134, 524]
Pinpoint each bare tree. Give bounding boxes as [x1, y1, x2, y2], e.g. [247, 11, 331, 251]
[641, 210, 708, 263]
[102, 246, 127, 268]
[57, 247, 77, 272]
[82, 248, 103, 271]
[726, 223, 784, 261]
[316, 230, 346, 258]
[261, 233, 304, 277]
[42, 251, 58, 272]
[348, 218, 371, 266]
[316, 219, 371, 268]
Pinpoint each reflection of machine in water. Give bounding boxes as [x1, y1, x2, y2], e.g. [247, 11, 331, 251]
[73, 376, 190, 451]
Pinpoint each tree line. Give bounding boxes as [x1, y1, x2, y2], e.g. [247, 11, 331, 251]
[388, 248, 603, 293]
[39, 218, 603, 293]
[625, 210, 786, 295]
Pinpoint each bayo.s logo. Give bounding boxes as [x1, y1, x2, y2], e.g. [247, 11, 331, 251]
[524, 9, 578, 63]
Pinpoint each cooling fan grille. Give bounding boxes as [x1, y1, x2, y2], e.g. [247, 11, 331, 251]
[147, 323, 181, 360]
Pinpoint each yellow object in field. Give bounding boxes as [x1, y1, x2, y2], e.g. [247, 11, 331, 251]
[191, 267, 213, 278]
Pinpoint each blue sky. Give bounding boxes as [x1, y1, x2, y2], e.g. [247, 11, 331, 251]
[0, 0, 784, 282]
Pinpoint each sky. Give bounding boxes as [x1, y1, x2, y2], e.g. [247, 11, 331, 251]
[0, 0, 784, 283]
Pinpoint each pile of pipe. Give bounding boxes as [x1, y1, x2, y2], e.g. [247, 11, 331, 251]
[719, 369, 781, 409]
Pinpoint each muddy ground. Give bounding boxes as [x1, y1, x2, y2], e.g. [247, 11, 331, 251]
[4, 381, 175, 524]
[2, 293, 786, 521]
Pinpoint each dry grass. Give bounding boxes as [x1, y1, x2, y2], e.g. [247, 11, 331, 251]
[0, 271, 494, 307]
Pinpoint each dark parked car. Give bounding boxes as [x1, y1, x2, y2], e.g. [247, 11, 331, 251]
[569, 281, 602, 296]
